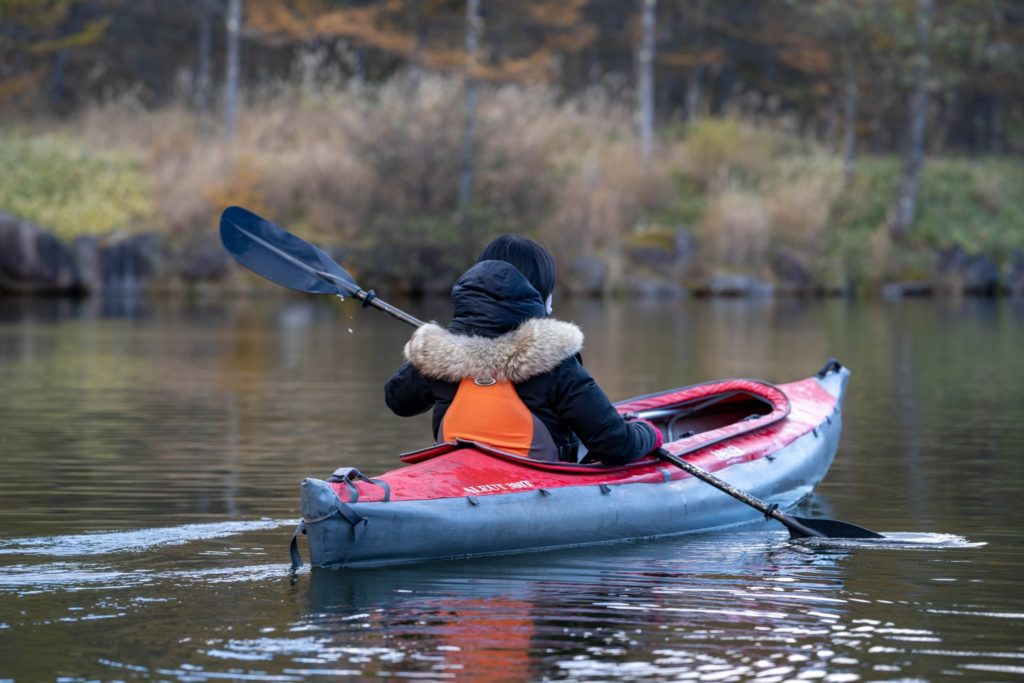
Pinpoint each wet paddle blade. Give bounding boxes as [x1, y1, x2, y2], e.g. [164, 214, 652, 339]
[220, 206, 358, 296]
[791, 515, 885, 539]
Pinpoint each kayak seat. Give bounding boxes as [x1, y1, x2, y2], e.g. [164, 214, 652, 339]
[638, 391, 775, 442]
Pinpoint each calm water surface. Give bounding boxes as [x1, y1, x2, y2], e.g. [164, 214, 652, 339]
[1, 295, 1022, 681]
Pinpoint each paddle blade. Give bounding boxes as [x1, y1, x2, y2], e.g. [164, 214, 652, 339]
[220, 206, 359, 296]
[791, 515, 885, 540]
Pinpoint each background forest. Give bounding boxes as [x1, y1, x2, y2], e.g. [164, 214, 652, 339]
[2, 0, 1023, 297]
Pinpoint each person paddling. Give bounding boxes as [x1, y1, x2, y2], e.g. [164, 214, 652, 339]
[384, 235, 662, 466]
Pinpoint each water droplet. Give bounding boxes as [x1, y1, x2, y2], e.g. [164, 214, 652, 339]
[347, 328, 354, 334]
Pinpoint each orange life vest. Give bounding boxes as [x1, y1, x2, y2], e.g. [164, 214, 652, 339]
[440, 377, 560, 461]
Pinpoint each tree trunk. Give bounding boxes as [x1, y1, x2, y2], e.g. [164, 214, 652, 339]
[49, 48, 67, 111]
[824, 87, 839, 150]
[891, 0, 933, 240]
[824, 79, 839, 151]
[715, 35, 737, 116]
[637, 0, 656, 164]
[194, 0, 213, 136]
[685, 67, 703, 122]
[588, 41, 601, 89]
[353, 46, 367, 91]
[406, 0, 423, 92]
[685, 0, 707, 123]
[842, 49, 859, 185]
[990, 94, 1004, 155]
[456, 0, 481, 258]
[223, 0, 243, 140]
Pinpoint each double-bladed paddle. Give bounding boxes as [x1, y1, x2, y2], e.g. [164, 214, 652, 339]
[220, 205, 423, 328]
[219, 205, 883, 541]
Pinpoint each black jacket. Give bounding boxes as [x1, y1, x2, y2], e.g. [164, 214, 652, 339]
[384, 260, 658, 466]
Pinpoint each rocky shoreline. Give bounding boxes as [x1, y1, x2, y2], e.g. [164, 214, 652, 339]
[3, 212, 1023, 300]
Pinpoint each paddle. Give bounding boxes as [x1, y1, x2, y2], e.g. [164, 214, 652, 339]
[220, 205, 882, 541]
[655, 447, 883, 539]
[219, 206, 424, 328]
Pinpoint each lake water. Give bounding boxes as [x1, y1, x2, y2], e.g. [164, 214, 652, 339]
[1, 295, 1022, 681]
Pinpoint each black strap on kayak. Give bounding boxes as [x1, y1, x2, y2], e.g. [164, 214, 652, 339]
[333, 505, 369, 567]
[289, 520, 306, 569]
[290, 502, 369, 569]
[290, 477, 374, 569]
[328, 467, 391, 503]
[816, 358, 842, 378]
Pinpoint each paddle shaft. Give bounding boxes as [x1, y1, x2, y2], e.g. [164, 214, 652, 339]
[656, 448, 825, 539]
[345, 286, 424, 328]
[273, 257, 423, 328]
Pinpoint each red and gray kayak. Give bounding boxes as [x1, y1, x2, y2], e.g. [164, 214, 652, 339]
[293, 361, 851, 569]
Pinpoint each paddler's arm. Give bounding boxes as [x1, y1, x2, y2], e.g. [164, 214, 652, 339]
[553, 357, 661, 466]
[384, 362, 435, 416]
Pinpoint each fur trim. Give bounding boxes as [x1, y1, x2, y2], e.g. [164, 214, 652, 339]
[404, 318, 584, 383]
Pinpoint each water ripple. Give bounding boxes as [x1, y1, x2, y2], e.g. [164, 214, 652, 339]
[0, 519, 293, 557]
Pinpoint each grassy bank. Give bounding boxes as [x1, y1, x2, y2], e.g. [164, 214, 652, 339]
[2, 75, 1023, 294]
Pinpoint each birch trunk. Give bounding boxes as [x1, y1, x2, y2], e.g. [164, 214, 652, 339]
[891, 0, 933, 240]
[637, 0, 657, 164]
[223, 0, 243, 140]
[194, 0, 213, 136]
[456, 0, 481, 256]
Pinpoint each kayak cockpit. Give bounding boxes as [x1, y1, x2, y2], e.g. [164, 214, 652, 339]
[633, 390, 777, 442]
[398, 378, 792, 472]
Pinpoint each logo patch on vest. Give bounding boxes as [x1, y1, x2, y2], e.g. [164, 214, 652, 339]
[473, 377, 497, 386]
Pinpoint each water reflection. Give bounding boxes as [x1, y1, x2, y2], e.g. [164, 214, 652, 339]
[1, 296, 1023, 681]
[294, 533, 859, 680]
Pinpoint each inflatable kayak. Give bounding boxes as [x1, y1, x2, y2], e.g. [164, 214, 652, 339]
[293, 360, 850, 569]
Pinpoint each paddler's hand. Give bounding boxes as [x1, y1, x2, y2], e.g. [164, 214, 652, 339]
[626, 415, 664, 452]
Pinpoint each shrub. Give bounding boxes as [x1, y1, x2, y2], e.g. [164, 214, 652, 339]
[914, 159, 1024, 258]
[698, 191, 770, 270]
[6, 73, 1023, 296]
[682, 118, 775, 192]
[0, 129, 152, 239]
[765, 155, 844, 278]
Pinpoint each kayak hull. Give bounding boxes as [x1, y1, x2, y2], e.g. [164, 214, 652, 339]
[299, 365, 849, 569]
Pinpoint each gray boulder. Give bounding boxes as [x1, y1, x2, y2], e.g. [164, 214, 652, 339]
[565, 255, 607, 296]
[933, 246, 999, 296]
[72, 236, 102, 293]
[99, 233, 167, 292]
[695, 272, 774, 298]
[627, 230, 696, 280]
[0, 212, 81, 294]
[625, 273, 687, 298]
[772, 250, 815, 294]
[881, 281, 932, 299]
[1008, 250, 1024, 298]
[177, 234, 233, 283]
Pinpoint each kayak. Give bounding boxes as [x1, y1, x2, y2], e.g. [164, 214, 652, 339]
[293, 360, 850, 569]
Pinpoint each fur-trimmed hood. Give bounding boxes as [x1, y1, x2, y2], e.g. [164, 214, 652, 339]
[404, 318, 583, 383]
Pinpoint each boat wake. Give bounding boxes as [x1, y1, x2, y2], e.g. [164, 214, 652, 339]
[801, 531, 985, 550]
[0, 559, 295, 593]
[0, 519, 295, 557]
